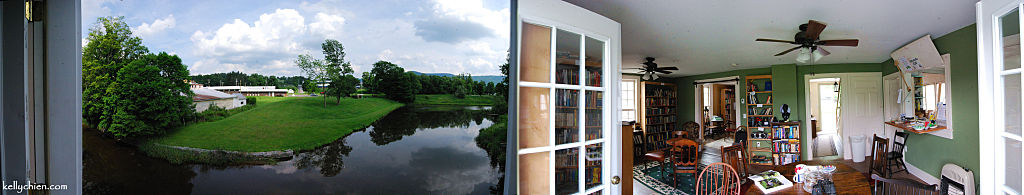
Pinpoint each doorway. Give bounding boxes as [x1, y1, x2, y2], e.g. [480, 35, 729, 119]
[693, 78, 740, 164]
[808, 78, 842, 158]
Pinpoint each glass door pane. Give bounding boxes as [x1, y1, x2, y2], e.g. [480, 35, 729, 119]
[556, 29, 582, 85]
[585, 37, 604, 87]
[585, 143, 603, 190]
[586, 91, 603, 141]
[556, 89, 580, 144]
[556, 147, 580, 195]
[521, 23, 552, 83]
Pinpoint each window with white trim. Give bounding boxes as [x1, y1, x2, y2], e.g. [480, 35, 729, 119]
[621, 79, 636, 122]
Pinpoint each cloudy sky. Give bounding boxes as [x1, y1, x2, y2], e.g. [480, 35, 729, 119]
[82, 0, 510, 77]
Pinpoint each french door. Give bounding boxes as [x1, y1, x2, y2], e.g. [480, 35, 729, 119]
[979, 0, 1024, 194]
[512, 0, 621, 194]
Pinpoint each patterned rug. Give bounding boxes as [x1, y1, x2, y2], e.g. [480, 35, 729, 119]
[633, 160, 700, 195]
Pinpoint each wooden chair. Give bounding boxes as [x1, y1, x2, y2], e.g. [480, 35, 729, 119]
[871, 174, 939, 195]
[696, 162, 741, 195]
[869, 134, 890, 178]
[673, 130, 688, 140]
[683, 121, 700, 140]
[888, 131, 909, 175]
[733, 126, 747, 145]
[669, 138, 701, 187]
[721, 144, 748, 178]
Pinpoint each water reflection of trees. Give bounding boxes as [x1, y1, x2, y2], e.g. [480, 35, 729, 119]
[368, 106, 490, 145]
[83, 129, 197, 194]
[296, 135, 354, 177]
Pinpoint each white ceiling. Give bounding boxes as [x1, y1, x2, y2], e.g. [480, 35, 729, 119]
[563, 0, 978, 77]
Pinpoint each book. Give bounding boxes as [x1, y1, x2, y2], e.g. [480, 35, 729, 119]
[748, 170, 794, 194]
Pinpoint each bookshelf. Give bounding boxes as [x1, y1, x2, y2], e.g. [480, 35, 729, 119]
[639, 81, 677, 152]
[744, 75, 775, 165]
[771, 122, 801, 165]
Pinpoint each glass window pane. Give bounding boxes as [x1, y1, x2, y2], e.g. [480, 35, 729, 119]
[519, 87, 551, 148]
[622, 110, 635, 122]
[555, 147, 580, 195]
[585, 37, 604, 87]
[1005, 74, 1021, 136]
[556, 29, 581, 85]
[586, 91, 602, 141]
[585, 143, 603, 190]
[556, 89, 580, 144]
[521, 22, 552, 83]
[1006, 138, 1022, 193]
[1002, 8, 1021, 70]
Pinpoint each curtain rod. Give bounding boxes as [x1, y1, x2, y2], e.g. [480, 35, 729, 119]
[692, 78, 739, 85]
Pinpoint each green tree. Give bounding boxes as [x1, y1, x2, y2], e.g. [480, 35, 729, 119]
[98, 53, 193, 138]
[83, 16, 150, 127]
[361, 72, 377, 94]
[321, 39, 357, 103]
[369, 61, 419, 103]
[296, 54, 330, 107]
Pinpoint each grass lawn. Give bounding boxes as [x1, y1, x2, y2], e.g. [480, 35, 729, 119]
[414, 94, 496, 106]
[152, 96, 403, 152]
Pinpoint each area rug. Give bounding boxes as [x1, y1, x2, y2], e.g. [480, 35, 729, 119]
[633, 160, 699, 195]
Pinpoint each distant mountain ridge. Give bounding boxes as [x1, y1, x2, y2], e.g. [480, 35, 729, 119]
[409, 71, 505, 84]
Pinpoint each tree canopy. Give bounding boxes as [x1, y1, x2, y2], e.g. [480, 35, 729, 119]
[369, 61, 419, 103]
[83, 16, 150, 127]
[98, 53, 193, 138]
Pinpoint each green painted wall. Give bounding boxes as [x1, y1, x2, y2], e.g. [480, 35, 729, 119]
[675, 68, 771, 123]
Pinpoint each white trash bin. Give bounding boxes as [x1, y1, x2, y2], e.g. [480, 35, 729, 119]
[850, 135, 867, 162]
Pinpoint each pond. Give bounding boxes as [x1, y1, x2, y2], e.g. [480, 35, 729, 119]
[84, 105, 505, 194]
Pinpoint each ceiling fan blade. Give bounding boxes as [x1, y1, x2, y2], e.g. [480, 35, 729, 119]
[755, 38, 797, 44]
[659, 67, 679, 70]
[805, 20, 827, 40]
[655, 70, 673, 74]
[774, 46, 802, 56]
[819, 39, 859, 47]
[817, 47, 831, 56]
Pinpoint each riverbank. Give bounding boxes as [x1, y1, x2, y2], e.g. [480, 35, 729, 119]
[148, 96, 403, 155]
[413, 94, 496, 106]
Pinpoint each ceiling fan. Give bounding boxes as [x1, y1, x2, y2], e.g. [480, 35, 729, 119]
[628, 57, 676, 80]
[755, 20, 859, 63]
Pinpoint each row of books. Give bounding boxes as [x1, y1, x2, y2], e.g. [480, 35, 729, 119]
[585, 128, 601, 140]
[645, 115, 676, 124]
[747, 93, 772, 104]
[556, 65, 580, 85]
[645, 123, 676, 133]
[646, 107, 675, 115]
[586, 68, 602, 87]
[556, 89, 579, 107]
[556, 51, 578, 60]
[555, 128, 578, 144]
[773, 126, 799, 139]
[646, 97, 674, 106]
[555, 148, 579, 167]
[645, 132, 672, 151]
[773, 154, 800, 165]
[747, 107, 773, 115]
[645, 87, 676, 98]
[585, 167, 601, 187]
[772, 140, 800, 153]
[586, 91, 603, 107]
[555, 111, 579, 127]
[585, 110, 601, 126]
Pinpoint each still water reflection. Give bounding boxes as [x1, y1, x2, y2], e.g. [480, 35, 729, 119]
[84, 105, 503, 194]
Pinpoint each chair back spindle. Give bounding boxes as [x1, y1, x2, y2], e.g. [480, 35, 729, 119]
[697, 162, 741, 195]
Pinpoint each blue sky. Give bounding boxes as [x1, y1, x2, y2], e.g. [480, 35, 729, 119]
[82, 0, 510, 77]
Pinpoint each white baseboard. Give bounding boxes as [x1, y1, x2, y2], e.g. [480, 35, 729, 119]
[905, 161, 941, 185]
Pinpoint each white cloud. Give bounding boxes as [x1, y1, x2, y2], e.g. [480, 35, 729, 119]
[190, 9, 349, 76]
[133, 14, 176, 39]
[309, 13, 347, 39]
[431, 0, 509, 38]
[82, 0, 113, 26]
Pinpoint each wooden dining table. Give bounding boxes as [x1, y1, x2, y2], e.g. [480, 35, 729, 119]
[742, 160, 873, 194]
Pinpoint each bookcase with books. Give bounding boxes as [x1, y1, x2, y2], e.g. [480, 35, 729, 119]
[770, 122, 801, 165]
[744, 75, 775, 165]
[639, 81, 677, 152]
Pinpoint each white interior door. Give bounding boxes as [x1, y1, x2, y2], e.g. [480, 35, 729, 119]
[515, 0, 622, 194]
[838, 73, 884, 160]
[978, 0, 1024, 194]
